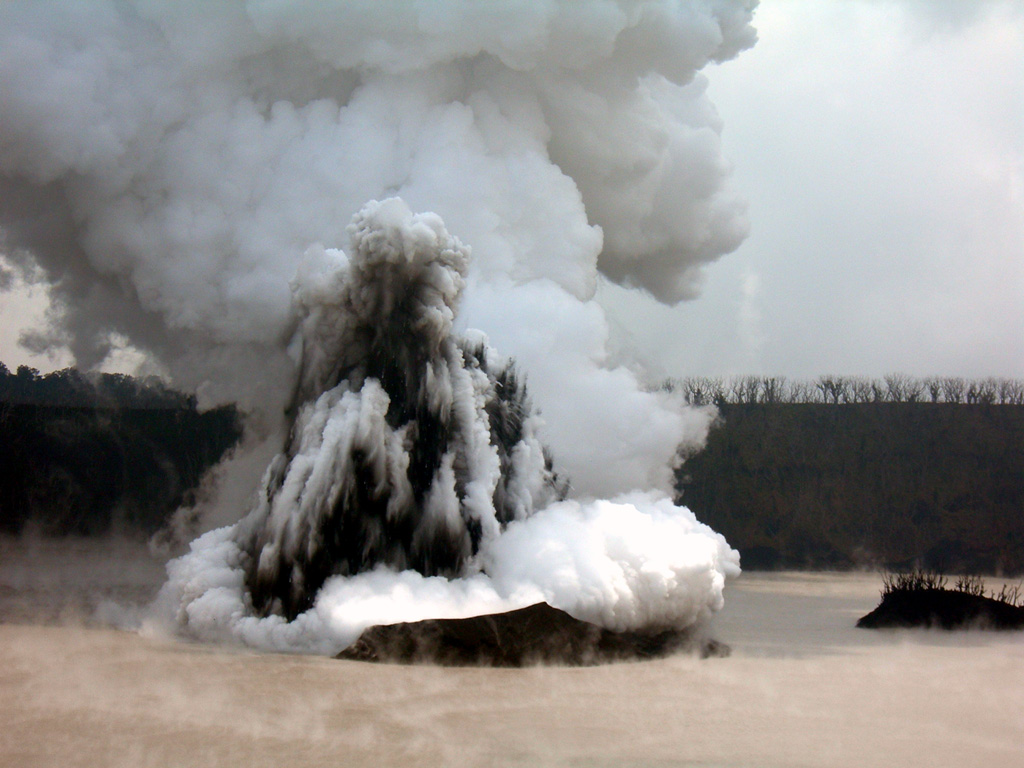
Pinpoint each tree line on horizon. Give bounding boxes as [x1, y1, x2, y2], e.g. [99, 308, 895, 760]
[2, 362, 1021, 576]
[0, 362, 195, 409]
[675, 399, 1024, 575]
[664, 374, 1024, 406]
[0, 362, 241, 537]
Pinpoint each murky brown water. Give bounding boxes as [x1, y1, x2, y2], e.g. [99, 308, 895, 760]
[2, 538, 1022, 767]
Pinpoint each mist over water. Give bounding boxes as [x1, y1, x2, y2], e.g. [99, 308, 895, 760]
[3, 546, 1021, 768]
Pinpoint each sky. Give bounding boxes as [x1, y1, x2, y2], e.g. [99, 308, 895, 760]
[603, 0, 1024, 380]
[1, 0, 1022, 382]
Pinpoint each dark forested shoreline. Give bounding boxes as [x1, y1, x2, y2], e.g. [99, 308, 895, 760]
[3, 364, 1021, 576]
[675, 399, 1024, 575]
[0, 364, 242, 537]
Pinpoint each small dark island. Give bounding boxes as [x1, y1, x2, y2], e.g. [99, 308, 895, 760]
[338, 602, 728, 666]
[857, 571, 1024, 630]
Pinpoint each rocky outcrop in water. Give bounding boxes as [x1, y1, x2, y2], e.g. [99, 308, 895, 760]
[337, 602, 728, 666]
[857, 589, 1024, 630]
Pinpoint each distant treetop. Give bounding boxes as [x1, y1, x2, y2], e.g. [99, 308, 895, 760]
[664, 374, 1024, 406]
[0, 364, 194, 409]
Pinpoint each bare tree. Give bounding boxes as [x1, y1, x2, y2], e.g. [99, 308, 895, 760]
[786, 379, 815, 403]
[674, 376, 729, 406]
[884, 373, 911, 402]
[727, 375, 762, 404]
[999, 378, 1024, 405]
[689, 377, 709, 406]
[976, 378, 998, 405]
[941, 377, 965, 404]
[817, 375, 849, 404]
[815, 376, 829, 403]
[849, 377, 874, 403]
[760, 376, 786, 404]
[683, 377, 711, 406]
[904, 377, 924, 403]
[665, 374, 1023, 405]
[870, 380, 887, 402]
[707, 377, 726, 406]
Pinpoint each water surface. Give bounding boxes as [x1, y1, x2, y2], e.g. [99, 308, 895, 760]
[2, 539, 1021, 767]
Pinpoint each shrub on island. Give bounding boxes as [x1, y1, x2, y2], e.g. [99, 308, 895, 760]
[857, 571, 1024, 630]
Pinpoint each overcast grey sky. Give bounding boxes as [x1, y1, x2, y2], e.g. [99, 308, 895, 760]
[2, 1, 1022, 381]
[601, 0, 1023, 380]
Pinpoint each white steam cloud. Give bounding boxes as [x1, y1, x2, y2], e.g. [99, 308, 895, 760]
[155, 492, 738, 655]
[0, 1, 754, 649]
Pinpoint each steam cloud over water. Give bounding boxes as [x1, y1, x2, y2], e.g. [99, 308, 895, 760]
[0, 1, 752, 651]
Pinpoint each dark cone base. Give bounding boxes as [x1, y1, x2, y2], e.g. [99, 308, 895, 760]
[337, 602, 728, 666]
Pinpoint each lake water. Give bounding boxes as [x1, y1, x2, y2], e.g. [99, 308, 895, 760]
[1, 537, 1022, 767]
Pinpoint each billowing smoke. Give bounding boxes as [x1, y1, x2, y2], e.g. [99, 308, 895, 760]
[243, 198, 564, 619]
[0, 1, 754, 650]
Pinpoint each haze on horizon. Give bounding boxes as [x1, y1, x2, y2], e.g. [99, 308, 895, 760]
[602, 0, 1023, 382]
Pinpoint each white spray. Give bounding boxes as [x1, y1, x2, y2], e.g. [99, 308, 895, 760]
[0, 1, 754, 650]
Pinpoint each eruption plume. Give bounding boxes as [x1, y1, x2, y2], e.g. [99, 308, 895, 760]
[0, 1, 754, 651]
[245, 198, 562, 619]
